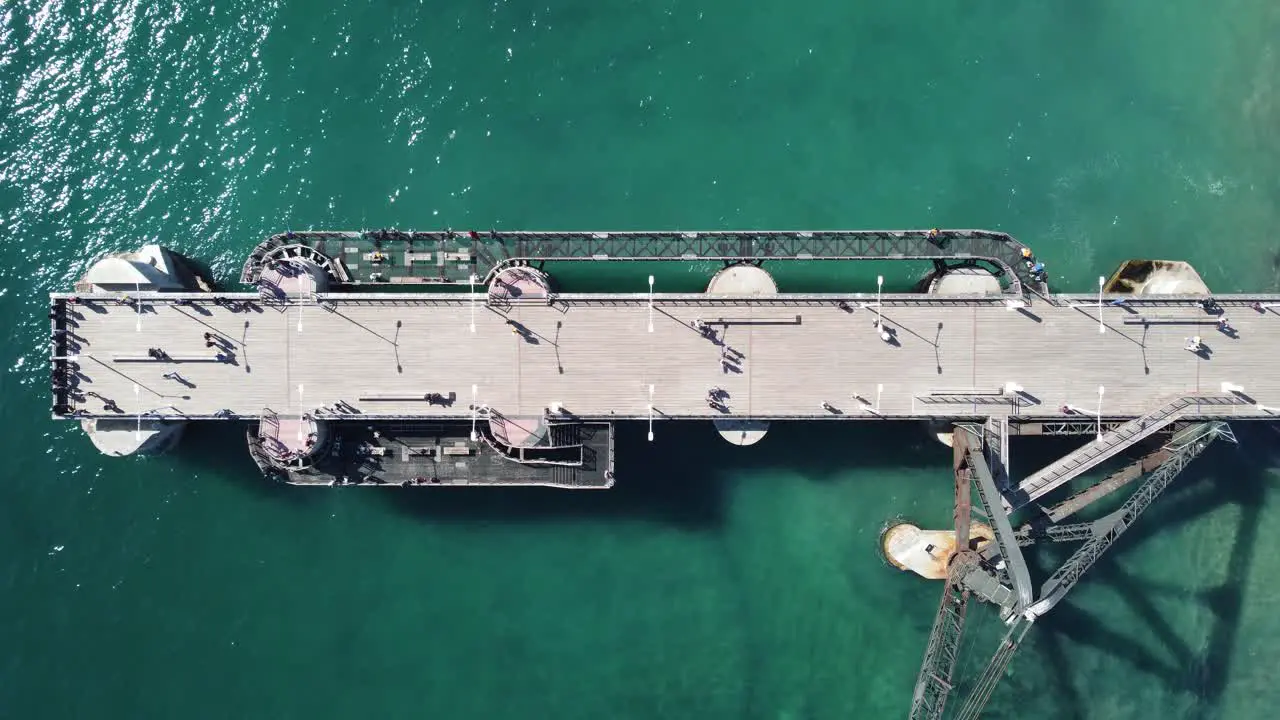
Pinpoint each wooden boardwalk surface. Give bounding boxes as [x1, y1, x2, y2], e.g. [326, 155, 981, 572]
[56, 294, 1280, 421]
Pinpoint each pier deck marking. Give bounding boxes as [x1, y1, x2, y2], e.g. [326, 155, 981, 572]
[57, 294, 1277, 421]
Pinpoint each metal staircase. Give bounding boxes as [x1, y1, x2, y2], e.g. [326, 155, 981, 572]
[1024, 421, 1234, 618]
[1011, 395, 1233, 509]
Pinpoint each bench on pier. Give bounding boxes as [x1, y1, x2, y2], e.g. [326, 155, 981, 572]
[1122, 316, 1220, 325]
[437, 251, 473, 267]
[113, 354, 224, 363]
[711, 315, 803, 326]
[442, 443, 473, 457]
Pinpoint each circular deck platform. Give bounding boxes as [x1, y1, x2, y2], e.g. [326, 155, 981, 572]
[487, 413, 546, 448]
[708, 265, 776, 445]
[706, 264, 779, 296]
[260, 258, 329, 299]
[928, 266, 1000, 295]
[881, 521, 994, 580]
[258, 415, 325, 466]
[712, 419, 770, 446]
[82, 418, 185, 456]
[489, 267, 551, 304]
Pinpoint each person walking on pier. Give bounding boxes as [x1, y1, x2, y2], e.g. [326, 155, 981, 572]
[204, 332, 233, 349]
[162, 371, 187, 384]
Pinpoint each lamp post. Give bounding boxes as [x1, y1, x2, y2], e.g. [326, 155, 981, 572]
[1096, 385, 1105, 442]
[876, 383, 883, 414]
[648, 275, 654, 333]
[876, 275, 884, 328]
[1097, 276, 1106, 334]
[135, 282, 142, 332]
[469, 274, 477, 333]
[470, 384, 478, 441]
[647, 384, 654, 441]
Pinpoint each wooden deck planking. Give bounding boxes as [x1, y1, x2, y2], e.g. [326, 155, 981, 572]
[63, 297, 1276, 420]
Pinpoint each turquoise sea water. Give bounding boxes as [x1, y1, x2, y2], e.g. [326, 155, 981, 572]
[3, 1, 1280, 717]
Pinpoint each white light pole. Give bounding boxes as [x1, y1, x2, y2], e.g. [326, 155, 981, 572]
[647, 383, 654, 441]
[876, 275, 884, 328]
[134, 282, 142, 332]
[470, 384, 478, 441]
[647, 275, 654, 333]
[876, 383, 883, 413]
[297, 384, 305, 441]
[469, 274, 478, 333]
[1097, 276, 1106, 334]
[1256, 403, 1280, 414]
[1096, 385, 1105, 441]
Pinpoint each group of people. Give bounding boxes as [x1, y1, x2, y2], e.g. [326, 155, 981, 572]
[50, 358, 81, 413]
[720, 344, 744, 374]
[693, 318, 720, 344]
[142, 331, 237, 364]
[1019, 247, 1048, 284]
[203, 332, 238, 364]
[707, 387, 729, 412]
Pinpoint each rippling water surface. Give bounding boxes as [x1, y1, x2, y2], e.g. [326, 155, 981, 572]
[3, 1, 1280, 718]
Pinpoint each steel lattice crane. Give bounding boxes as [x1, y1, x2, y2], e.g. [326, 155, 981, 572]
[906, 420, 1234, 719]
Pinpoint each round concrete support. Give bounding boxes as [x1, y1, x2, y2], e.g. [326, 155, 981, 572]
[707, 265, 776, 445]
[83, 418, 185, 457]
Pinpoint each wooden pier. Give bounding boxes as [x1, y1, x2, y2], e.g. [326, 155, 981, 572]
[52, 292, 1280, 423]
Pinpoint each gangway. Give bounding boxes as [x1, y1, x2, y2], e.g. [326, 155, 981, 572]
[960, 431, 1032, 611]
[1024, 421, 1234, 618]
[1010, 395, 1235, 509]
[240, 228, 1046, 295]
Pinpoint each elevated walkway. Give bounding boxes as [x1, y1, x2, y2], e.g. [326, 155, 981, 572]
[1009, 395, 1241, 509]
[240, 228, 1046, 295]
